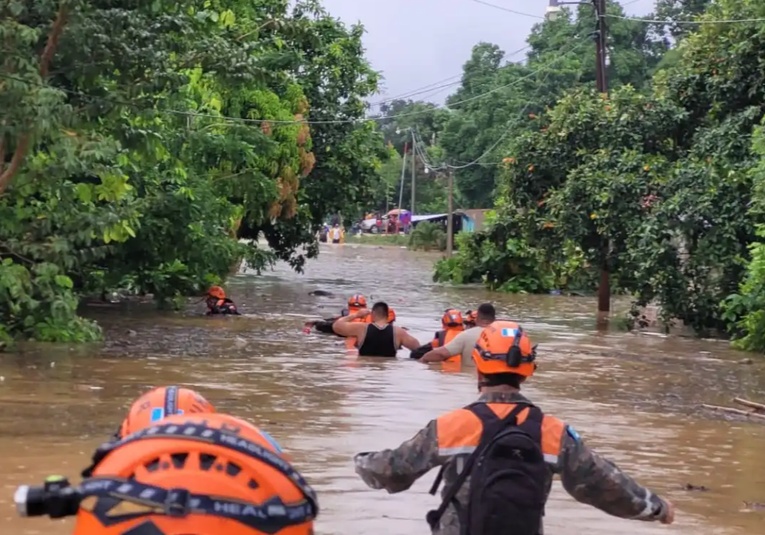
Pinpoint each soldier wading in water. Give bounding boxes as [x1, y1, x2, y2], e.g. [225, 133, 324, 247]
[354, 320, 676, 535]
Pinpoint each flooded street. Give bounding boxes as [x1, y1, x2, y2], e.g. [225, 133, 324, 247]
[1, 243, 764, 534]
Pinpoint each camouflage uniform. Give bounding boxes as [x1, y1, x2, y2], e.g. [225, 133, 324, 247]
[354, 391, 670, 535]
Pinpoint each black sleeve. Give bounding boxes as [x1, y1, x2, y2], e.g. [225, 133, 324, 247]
[313, 320, 337, 334]
[409, 343, 434, 360]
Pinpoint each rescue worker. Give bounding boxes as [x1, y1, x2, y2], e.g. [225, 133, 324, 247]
[307, 294, 396, 335]
[354, 321, 675, 534]
[15, 413, 318, 535]
[205, 285, 241, 315]
[113, 385, 216, 440]
[419, 303, 495, 363]
[464, 309, 477, 328]
[333, 301, 420, 357]
[409, 309, 465, 360]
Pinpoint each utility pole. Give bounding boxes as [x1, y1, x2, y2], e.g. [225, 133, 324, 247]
[546, 0, 610, 323]
[397, 141, 408, 211]
[410, 130, 416, 216]
[446, 166, 454, 257]
[594, 0, 610, 323]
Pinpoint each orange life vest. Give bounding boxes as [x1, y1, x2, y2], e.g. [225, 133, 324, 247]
[435, 402, 564, 463]
[431, 327, 463, 364]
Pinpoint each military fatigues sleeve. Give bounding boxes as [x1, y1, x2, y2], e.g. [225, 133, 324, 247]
[354, 420, 443, 493]
[554, 428, 669, 521]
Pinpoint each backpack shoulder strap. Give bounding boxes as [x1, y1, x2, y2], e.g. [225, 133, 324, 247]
[516, 404, 543, 443]
[426, 402, 528, 530]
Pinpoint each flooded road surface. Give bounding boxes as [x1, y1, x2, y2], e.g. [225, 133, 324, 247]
[1, 243, 765, 534]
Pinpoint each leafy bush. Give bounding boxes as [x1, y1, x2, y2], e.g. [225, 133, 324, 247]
[409, 222, 446, 251]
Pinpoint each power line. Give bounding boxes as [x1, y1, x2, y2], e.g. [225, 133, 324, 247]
[369, 75, 463, 107]
[368, 44, 532, 109]
[418, 40, 585, 171]
[469, 0, 544, 19]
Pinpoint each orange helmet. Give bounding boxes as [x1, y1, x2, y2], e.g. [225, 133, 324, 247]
[472, 321, 537, 377]
[207, 285, 226, 299]
[388, 308, 396, 323]
[441, 309, 463, 328]
[72, 413, 318, 535]
[117, 386, 215, 439]
[347, 294, 367, 309]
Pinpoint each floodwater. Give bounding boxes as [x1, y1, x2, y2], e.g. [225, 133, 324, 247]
[1, 243, 764, 535]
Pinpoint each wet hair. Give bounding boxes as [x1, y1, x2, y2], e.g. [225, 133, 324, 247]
[371, 301, 389, 320]
[480, 372, 524, 389]
[476, 303, 496, 323]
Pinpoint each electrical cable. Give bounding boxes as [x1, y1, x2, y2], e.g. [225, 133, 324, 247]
[469, 0, 544, 19]
[416, 39, 586, 171]
[369, 44, 531, 109]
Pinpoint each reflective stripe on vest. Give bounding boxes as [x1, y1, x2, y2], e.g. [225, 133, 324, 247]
[435, 403, 564, 465]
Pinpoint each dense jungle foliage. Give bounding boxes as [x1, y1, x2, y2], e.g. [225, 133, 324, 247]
[378, 0, 765, 350]
[0, 0, 387, 344]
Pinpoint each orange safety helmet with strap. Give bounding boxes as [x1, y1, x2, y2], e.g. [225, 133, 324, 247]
[472, 320, 537, 377]
[69, 413, 318, 535]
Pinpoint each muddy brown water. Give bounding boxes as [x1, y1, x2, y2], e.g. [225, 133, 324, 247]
[1, 243, 764, 534]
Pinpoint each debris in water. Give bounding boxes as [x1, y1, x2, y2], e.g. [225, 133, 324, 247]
[683, 483, 709, 492]
[733, 397, 765, 413]
[701, 403, 765, 422]
[742, 501, 765, 511]
[308, 290, 334, 297]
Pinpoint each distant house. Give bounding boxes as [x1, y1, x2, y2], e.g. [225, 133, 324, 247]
[411, 209, 490, 237]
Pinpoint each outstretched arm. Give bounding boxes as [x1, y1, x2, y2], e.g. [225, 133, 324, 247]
[556, 428, 674, 524]
[354, 420, 444, 493]
[398, 328, 422, 351]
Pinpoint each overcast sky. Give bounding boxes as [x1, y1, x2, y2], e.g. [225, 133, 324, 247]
[319, 0, 656, 108]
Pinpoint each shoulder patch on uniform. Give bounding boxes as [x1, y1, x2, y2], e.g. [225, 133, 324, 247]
[565, 425, 581, 443]
[500, 327, 518, 337]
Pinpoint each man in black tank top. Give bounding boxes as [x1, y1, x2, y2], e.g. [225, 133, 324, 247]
[333, 302, 421, 357]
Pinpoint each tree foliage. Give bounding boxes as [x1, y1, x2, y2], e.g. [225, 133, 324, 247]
[425, 0, 765, 347]
[0, 0, 389, 344]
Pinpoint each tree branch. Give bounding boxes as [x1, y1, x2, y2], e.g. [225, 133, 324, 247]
[0, 3, 69, 194]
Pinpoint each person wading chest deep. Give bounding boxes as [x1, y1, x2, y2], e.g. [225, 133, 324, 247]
[333, 301, 420, 357]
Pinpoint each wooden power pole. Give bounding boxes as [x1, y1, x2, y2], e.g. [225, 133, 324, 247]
[446, 167, 454, 257]
[594, 0, 610, 323]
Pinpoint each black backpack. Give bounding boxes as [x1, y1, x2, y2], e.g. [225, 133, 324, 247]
[426, 402, 548, 535]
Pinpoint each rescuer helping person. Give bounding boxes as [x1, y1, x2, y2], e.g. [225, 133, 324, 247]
[332, 301, 420, 357]
[15, 412, 319, 535]
[419, 303, 496, 364]
[354, 320, 675, 535]
[409, 308, 465, 361]
[305, 294, 396, 335]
